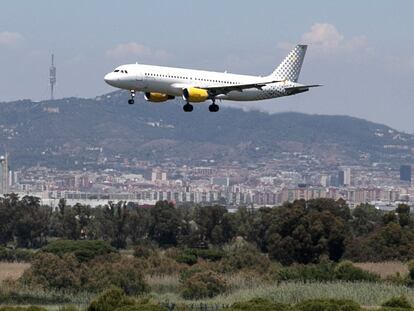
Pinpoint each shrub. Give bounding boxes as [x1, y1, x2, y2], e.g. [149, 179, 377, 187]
[0, 247, 33, 262]
[144, 252, 187, 275]
[334, 261, 379, 282]
[223, 298, 291, 311]
[407, 260, 414, 286]
[42, 240, 116, 262]
[181, 270, 227, 300]
[58, 307, 79, 311]
[175, 252, 197, 266]
[115, 306, 165, 311]
[179, 266, 204, 283]
[20, 252, 81, 290]
[87, 288, 135, 311]
[295, 299, 361, 311]
[83, 256, 150, 295]
[381, 295, 412, 309]
[278, 261, 336, 282]
[186, 248, 225, 262]
[133, 245, 153, 259]
[115, 301, 166, 311]
[220, 242, 272, 274]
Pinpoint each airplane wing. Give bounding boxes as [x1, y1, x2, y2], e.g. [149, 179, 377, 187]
[198, 80, 281, 96]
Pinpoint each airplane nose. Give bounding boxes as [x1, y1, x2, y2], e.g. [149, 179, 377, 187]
[104, 73, 113, 84]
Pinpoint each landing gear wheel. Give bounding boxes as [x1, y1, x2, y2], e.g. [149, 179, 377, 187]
[183, 103, 193, 112]
[208, 104, 219, 112]
[128, 90, 136, 104]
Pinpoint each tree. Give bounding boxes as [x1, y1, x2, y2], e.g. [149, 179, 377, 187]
[396, 204, 411, 227]
[98, 201, 130, 249]
[194, 205, 236, 245]
[14, 196, 50, 248]
[128, 203, 151, 244]
[265, 199, 349, 264]
[148, 201, 181, 247]
[351, 203, 382, 235]
[0, 193, 19, 246]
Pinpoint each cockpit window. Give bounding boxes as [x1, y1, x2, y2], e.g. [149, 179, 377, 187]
[114, 70, 119, 72]
[125, 70, 128, 74]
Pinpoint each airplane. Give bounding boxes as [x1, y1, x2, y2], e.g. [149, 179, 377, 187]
[104, 44, 320, 112]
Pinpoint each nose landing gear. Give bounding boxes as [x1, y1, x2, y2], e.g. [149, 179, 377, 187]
[128, 90, 135, 104]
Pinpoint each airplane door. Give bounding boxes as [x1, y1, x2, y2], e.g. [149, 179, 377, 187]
[135, 68, 147, 90]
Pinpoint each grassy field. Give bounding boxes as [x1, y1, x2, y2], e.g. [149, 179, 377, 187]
[0, 262, 30, 283]
[1, 261, 413, 309]
[146, 271, 414, 308]
[151, 279, 414, 307]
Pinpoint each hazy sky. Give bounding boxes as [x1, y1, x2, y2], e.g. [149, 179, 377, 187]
[0, 1, 413, 132]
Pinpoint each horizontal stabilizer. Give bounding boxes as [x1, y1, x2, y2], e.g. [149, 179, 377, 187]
[284, 84, 322, 95]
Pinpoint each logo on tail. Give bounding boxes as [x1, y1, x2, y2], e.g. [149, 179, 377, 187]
[271, 45, 307, 82]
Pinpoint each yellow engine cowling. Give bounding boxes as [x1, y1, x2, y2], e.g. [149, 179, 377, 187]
[182, 88, 209, 103]
[144, 92, 175, 103]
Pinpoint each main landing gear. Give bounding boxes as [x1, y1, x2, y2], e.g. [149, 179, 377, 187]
[208, 98, 219, 112]
[183, 103, 193, 112]
[183, 99, 220, 112]
[128, 90, 135, 105]
[208, 103, 219, 112]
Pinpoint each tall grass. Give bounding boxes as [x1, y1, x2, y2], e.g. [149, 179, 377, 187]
[0, 284, 94, 305]
[152, 281, 414, 307]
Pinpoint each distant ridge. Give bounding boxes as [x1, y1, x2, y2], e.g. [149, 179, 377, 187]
[0, 91, 413, 169]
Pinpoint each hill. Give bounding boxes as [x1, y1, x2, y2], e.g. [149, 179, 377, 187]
[0, 91, 413, 169]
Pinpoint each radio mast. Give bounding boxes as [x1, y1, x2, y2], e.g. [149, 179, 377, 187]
[49, 54, 56, 100]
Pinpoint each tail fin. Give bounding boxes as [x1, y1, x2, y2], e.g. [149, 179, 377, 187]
[270, 44, 307, 82]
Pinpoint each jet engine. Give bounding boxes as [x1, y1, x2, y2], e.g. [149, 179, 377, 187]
[144, 92, 175, 103]
[182, 88, 209, 103]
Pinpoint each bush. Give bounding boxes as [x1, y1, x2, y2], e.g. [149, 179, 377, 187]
[223, 298, 291, 311]
[58, 307, 79, 311]
[278, 261, 336, 282]
[83, 256, 150, 295]
[295, 299, 361, 311]
[220, 242, 272, 274]
[181, 270, 227, 300]
[175, 252, 198, 266]
[334, 261, 379, 282]
[179, 266, 204, 283]
[381, 295, 412, 309]
[187, 248, 225, 262]
[133, 245, 153, 259]
[42, 240, 116, 262]
[0, 247, 33, 262]
[20, 252, 81, 290]
[87, 288, 135, 311]
[407, 260, 414, 286]
[115, 301, 166, 311]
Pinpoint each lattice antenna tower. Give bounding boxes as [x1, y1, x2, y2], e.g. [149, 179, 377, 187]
[49, 54, 56, 100]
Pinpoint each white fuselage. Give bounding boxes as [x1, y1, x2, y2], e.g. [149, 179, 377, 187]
[104, 64, 301, 102]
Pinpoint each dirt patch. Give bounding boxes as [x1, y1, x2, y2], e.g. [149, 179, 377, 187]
[354, 262, 408, 279]
[0, 262, 31, 282]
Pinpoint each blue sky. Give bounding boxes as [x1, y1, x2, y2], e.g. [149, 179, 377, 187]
[0, 1, 413, 131]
